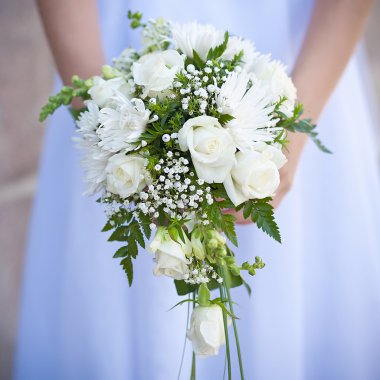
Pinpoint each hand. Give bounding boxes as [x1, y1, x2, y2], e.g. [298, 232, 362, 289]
[222, 131, 308, 222]
[223, 207, 252, 225]
[271, 131, 307, 208]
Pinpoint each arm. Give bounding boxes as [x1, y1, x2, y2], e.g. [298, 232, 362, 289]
[229, 0, 373, 223]
[272, 0, 373, 208]
[36, 0, 105, 85]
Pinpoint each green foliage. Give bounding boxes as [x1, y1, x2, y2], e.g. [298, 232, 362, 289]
[174, 269, 243, 296]
[241, 256, 266, 276]
[105, 217, 146, 287]
[275, 102, 331, 153]
[207, 31, 229, 61]
[121, 256, 134, 286]
[240, 198, 281, 243]
[39, 75, 90, 122]
[218, 113, 235, 127]
[207, 202, 238, 246]
[139, 98, 182, 144]
[192, 50, 205, 68]
[127, 10, 145, 29]
[137, 212, 153, 240]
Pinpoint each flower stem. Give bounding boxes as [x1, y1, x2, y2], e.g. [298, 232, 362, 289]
[190, 351, 196, 380]
[190, 291, 197, 380]
[221, 264, 245, 380]
[218, 270, 232, 380]
[177, 294, 191, 380]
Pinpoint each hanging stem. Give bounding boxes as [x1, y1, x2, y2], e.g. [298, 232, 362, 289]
[190, 351, 196, 380]
[218, 268, 232, 380]
[190, 291, 197, 380]
[177, 294, 191, 380]
[221, 264, 245, 380]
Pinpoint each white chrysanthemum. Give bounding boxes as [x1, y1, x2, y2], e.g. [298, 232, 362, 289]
[97, 91, 152, 152]
[222, 36, 257, 67]
[216, 71, 278, 150]
[171, 22, 225, 61]
[248, 54, 297, 116]
[76, 140, 112, 196]
[75, 103, 111, 195]
[76, 101, 100, 141]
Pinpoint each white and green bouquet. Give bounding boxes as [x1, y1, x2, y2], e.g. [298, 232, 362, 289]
[40, 11, 328, 379]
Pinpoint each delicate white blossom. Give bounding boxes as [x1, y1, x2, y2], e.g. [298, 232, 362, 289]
[178, 116, 236, 183]
[216, 71, 279, 150]
[97, 91, 152, 152]
[248, 54, 297, 116]
[187, 305, 227, 357]
[74, 102, 111, 195]
[132, 50, 184, 97]
[149, 227, 191, 280]
[224, 149, 280, 206]
[222, 36, 257, 67]
[171, 22, 225, 61]
[88, 76, 129, 107]
[105, 153, 149, 198]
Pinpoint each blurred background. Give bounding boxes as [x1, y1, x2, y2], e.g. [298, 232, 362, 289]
[0, 1, 379, 379]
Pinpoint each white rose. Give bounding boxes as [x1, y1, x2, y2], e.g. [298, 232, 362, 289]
[132, 50, 184, 97]
[172, 22, 225, 61]
[224, 150, 280, 206]
[105, 153, 148, 198]
[178, 116, 236, 183]
[149, 227, 191, 280]
[187, 305, 226, 357]
[252, 141, 287, 169]
[88, 77, 128, 108]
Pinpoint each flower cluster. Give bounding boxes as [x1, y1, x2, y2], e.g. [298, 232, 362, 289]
[40, 11, 327, 369]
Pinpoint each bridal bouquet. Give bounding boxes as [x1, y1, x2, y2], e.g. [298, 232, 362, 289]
[40, 11, 328, 379]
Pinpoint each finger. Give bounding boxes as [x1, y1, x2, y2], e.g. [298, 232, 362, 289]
[222, 209, 252, 224]
[271, 188, 287, 209]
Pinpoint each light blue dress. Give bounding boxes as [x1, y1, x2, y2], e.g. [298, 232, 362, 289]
[14, 1, 380, 379]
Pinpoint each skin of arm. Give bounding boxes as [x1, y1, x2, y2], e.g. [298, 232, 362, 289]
[226, 0, 373, 224]
[36, 0, 104, 107]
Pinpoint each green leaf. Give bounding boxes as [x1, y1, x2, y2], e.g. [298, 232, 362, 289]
[207, 202, 238, 246]
[168, 298, 198, 311]
[218, 113, 235, 126]
[126, 237, 138, 259]
[192, 49, 205, 68]
[108, 226, 128, 241]
[138, 213, 152, 239]
[174, 269, 244, 296]
[102, 221, 114, 232]
[130, 220, 145, 248]
[198, 284, 211, 307]
[174, 280, 198, 296]
[207, 31, 229, 60]
[243, 201, 253, 220]
[221, 214, 238, 247]
[213, 300, 239, 319]
[113, 246, 128, 258]
[250, 198, 281, 243]
[121, 256, 133, 286]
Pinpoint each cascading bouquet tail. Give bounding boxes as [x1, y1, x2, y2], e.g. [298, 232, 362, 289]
[40, 11, 329, 379]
